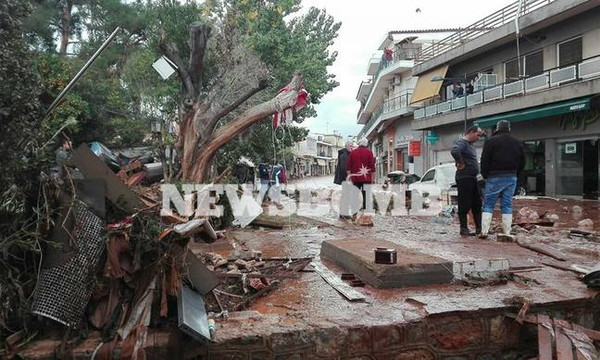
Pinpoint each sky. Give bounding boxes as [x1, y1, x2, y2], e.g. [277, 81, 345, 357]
[297, 0, 517, 139]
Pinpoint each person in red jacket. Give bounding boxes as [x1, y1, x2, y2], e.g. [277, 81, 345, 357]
[346, 138, 375, 210]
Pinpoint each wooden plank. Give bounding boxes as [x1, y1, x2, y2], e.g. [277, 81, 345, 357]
[312, 261, 365, 302]
[517, 238, 567, 261]
[554, 319, 574, 360]
[506, 313, 600, 342]
[537, 314, 554, 360]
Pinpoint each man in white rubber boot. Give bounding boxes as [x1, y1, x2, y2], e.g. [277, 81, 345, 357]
[479, 120, 525, 239]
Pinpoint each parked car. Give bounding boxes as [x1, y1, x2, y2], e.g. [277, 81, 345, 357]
[409, 163, 457, 198]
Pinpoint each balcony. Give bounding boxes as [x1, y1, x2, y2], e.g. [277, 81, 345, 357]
[356, 81, 372, 101]
[367, 58, 380, 75]
[357, 53, 414, 124]
[357, 91, 413, 139]
[414, 0, 557, 64]
[412, 54, 600, 124]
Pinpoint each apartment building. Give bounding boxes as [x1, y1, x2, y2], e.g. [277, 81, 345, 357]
[355, 35, 443, 181]
[410, 0, 600, 198]
[293, 133, 343, 177]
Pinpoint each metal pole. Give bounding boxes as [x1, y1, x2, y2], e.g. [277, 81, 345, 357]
[515, 0, 524, 79]
[44, 27, 122, 120]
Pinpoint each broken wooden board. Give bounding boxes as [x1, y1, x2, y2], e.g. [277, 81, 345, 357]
[312, 261, 365, 302]
[553, 319, 574, 360]
[517, 238, 567, 261]
[70, 145, 143, 213]
[537, 314, 553, 360]
[542, 261, 588, 275]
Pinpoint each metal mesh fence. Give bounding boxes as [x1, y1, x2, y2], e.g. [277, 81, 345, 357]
[32, 203, 105, 327]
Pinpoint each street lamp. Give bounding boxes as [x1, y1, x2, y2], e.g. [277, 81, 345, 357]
[430, 74, 469, 133]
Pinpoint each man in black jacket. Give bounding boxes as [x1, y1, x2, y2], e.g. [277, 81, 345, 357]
[334, 141, 355, 185]
[451, 126, 484, 236]
[479, 120, 525, 239]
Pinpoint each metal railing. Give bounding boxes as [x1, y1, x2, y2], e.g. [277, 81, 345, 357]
[357, 91, 413, 138]
[415, 0, 555, 63]
[358, 51, 415, 121]
[413, 54, 600, 120]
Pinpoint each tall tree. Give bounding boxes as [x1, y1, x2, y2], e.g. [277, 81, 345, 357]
[157, 0, 340, 181]
[25, 0, 88, 54]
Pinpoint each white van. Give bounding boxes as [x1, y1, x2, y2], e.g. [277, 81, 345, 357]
[409, 163, 457, 199]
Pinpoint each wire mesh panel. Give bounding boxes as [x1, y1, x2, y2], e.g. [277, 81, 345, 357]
[32, 203, 105, 327]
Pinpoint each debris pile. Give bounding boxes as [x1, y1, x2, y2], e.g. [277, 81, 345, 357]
[12, 144, 305, 358]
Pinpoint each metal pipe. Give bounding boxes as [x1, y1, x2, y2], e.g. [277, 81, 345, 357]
[44, 27, 122, 120]
[515, 0, 524, 78]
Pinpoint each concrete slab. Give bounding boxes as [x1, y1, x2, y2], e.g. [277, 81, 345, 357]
[320, 238, 454, 288]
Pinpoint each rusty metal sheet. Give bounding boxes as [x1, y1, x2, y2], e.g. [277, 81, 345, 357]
[537, 314, 553, 360]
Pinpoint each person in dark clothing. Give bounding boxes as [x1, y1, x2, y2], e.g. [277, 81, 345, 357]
[479, 120, 525, 239]
[258, 163, 271, 203]
[451, 126, 485, 236]
[334, 141, 356, 185]
[452, 83, 464, 98]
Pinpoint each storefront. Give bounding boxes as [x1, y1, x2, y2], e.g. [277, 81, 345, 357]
[474, 96, 600, 199]
[394, 120, 425, 176]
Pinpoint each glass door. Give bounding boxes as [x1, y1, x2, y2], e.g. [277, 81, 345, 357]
[556, 141, 584, 196]
[583, 139, 599, 199]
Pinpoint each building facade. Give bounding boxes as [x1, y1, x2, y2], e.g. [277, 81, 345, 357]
[410, 0, 600, 198]
[293, 133, 343, 177]
[355, 35, 441, 182]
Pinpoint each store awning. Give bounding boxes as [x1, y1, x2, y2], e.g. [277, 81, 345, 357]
[474, 97, 592, 128]
[410, 65, 449, 104]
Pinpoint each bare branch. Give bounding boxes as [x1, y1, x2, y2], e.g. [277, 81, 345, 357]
[207, 79, 270, 134]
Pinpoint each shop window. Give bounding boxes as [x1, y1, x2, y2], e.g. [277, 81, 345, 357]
[558, 37, 582, 67]
[525, 51, 544, 77]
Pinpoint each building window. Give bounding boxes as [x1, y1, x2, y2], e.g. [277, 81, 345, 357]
[558, 37, 582, 67]
[504, 57, 523, 82]
[525, 50, 544, 77]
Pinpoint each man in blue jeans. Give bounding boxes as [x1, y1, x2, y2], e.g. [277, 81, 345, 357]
[479, 120, 525, 239]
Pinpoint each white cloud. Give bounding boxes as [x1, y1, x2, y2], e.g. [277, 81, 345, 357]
[298, 0, 516, 138]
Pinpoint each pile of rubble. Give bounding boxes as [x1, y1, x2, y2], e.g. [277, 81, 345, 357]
[2, 145, 306, 359]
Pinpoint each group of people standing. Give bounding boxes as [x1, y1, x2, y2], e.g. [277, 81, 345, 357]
[334, 138, 376, 213]
[451, 120, 525, 238]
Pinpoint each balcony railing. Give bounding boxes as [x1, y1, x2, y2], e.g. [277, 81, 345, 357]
[357, 91, 413, 138]
[358, 51, 415, 120]
[415, 0, 556, 63]
[413, 54, 600, 120]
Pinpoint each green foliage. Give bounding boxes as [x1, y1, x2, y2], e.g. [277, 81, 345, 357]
[207, 0, 340, 169]
[0, 0, 47, 336]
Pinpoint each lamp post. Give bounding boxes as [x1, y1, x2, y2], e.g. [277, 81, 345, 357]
[430, 75, 469, 133]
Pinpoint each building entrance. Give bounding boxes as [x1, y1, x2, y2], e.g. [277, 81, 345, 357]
[556, 139, 599, 199]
